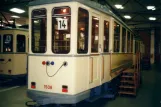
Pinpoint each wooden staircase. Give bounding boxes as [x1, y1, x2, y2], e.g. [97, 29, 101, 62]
[119, 52, 141, 96]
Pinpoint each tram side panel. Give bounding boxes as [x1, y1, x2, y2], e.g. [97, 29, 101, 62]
[13, 54, 27, 75]
[111, 53, 133, 78]
[0, 54, 14, 76]
[28, 55, 109, 95]
[28, 56, 76, 95]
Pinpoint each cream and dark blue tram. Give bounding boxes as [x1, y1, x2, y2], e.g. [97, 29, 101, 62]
[0, 28, 28, 79]
[27, 0, 143, 105]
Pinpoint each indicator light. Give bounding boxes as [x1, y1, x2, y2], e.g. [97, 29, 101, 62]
[31, 82, 36, 89]
[62, 85, 68, 93]
[51, 61, 54, 65]
[42, 61, 46, 65]
[46, 61, 50, 66]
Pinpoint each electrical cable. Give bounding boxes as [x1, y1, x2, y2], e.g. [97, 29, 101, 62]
[46, 61, 67, 77]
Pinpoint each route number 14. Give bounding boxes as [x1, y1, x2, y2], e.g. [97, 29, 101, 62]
[58, 19, 68, 30]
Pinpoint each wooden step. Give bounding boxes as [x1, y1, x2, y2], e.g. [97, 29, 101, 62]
[121, 76, 134, 78]
[119, 85, 136, 89]
[120, 80, 134, 84]
[123, 69, 135, 73]
[119, 91, 136, 95]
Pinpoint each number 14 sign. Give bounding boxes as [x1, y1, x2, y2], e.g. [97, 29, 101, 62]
[58, 19, 68, 30]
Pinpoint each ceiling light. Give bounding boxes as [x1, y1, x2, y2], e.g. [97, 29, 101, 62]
[9, 20, 14, 23]
[16, 24, 22, 26]
[147, 6, 156, 10]
[115, 4, 124, 9]
[34, 20, 39, 23]
[10, 8, 25, 14]
[11, 15, 20, 18]
[93, 17, 99, 20]
[149, 17, 156, 20]
[124, 15, 131, 19]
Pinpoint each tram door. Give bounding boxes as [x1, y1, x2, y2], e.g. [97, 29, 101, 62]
[89, 14, 101, 88]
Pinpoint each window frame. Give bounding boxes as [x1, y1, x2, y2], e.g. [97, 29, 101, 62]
[77, 7, 89, 54]
[91, 15, 100, 53]
[16, 34, 26, 52]
[0, 35, 1, 52]
[131, 34, 134, 53]
[52, 6, 71, 54]
[3, 34, 13, 53]
[127, 31, 131, 53]
[103, 19, 110, 53]
[113, 21, 121, 53]
[121, 27, 126, 53]
[31, 8, 47, 53]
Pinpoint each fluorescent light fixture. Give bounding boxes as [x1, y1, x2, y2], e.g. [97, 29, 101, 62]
[93, 17, 99, 20]
[16, 24, 22, 26]
[34, 20, 39, 23]
[115, 4, 124, 9]
[124, 15, 131, 19]
[10, 8, 25, 14]
[9, 20, 14, 23]
[147, 6, 156, 10]
[11, 15, 20, 18]
[149, 17, 156, 20]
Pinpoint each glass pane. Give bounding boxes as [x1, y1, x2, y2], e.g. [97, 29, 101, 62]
[0, 35, 1, 52]
[53, 7, 71, 15]
[91, 16, 99, 53]
[114, 21, 120, 52]
[122, 27, 126, 52]
[3, 34, 13, 52]
[52, 7, 71, 54]
[131, 35, 133, 53]
[17, 35, 26, 52]
[127, 32, 131, 52]
[31, 9, 47, 53]
[104, 20, 109, 52]
[77, 8, 89, 54]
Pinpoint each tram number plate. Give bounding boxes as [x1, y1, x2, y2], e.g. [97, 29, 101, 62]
[44, 85, 52, 89]
[58, 19, 68, 30]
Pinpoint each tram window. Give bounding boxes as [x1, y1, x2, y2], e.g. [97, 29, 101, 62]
[114, 21, 120, 52]
[127, 31, 131, 52]
[131, 35, 133, 53]
[104, 20, 109, 52]
[31, 9, 47, 53]
[135, 41, 139, 53]
[77, 8, 89, 54]
[91, 16, 99, 53]
[53, 7, 70, 15]
[17, 35, 26, 52]
[52, 7, 71, 54]
[122, 27, 126, 52]
[0, 35, 1, 52]
[3, 34, 13, 52]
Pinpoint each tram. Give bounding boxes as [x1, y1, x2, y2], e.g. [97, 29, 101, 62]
[0, 28, 28, 79]
[27, 0, 144, 105]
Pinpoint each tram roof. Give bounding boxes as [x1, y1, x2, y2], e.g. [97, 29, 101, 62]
[29, 0, 139, 40]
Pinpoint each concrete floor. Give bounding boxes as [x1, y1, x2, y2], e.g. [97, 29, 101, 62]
[0, 65, 161, 107]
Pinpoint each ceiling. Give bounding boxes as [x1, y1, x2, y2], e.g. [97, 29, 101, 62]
[0, 0, 160, 30]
